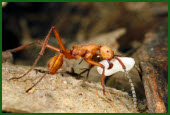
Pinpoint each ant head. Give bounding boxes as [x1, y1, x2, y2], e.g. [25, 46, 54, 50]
[100, 45, 114, 60]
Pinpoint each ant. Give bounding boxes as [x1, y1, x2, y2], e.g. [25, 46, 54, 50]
[5, 27, 135, 104]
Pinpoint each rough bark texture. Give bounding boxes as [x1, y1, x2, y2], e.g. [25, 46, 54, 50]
[133, 22, 168, 113]
[2, 63, 138, 113]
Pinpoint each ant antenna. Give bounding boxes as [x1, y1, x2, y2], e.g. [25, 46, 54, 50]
[114, 56, 137, 109]
[124, 69, 137, 109]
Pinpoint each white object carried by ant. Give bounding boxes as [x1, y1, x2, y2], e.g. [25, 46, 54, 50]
[97, 57, 137, 108]
[97, 57, 135, 76]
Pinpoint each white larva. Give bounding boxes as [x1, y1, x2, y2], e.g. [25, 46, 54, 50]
[97, 57, 137, 108]
[97, 57, 135, 76]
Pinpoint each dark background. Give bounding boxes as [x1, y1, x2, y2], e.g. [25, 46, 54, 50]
[3, 2, 168, 66]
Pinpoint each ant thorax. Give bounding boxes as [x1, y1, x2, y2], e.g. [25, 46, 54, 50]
[71, 46, 86, 59]
[72, 44, 100, 59]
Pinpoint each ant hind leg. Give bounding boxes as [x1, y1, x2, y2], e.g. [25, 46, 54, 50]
[9, 27, 55, 80]
[26, 71, 49, 93]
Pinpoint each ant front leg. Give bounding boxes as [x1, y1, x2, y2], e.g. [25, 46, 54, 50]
[84, 59, 106, 95]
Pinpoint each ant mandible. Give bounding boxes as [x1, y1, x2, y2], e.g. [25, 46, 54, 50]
[6, 26, 128, 95]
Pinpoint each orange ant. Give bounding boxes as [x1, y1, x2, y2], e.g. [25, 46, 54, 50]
[6, 26, 130, 96]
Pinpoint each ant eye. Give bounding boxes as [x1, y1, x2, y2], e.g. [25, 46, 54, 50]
[107, 50, 109, 53]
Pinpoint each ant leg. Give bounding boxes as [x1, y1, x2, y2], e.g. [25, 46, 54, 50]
[10, 27, 55, 80]
[52, 27, 73, 59]
[26, 52, 63, 93]
[86, 65, 94, 79]
[78, 59, 84, 65]
[26, 71, 48, 93]
[84, 59, 105, 95]
[78, 64, 94, 79]
[5, 41, 60, 53]
[114, 57, 137, 108]
[52, 27, 66, 52]
[9, 54, 41, 80]
[75, 59, 91, 78]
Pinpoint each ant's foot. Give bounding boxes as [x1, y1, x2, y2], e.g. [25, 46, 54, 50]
[26, 88, 32, 93]
[102, 85, 106, 95]
[9, 77, 19, 80]
[9, 76, 24, 80]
